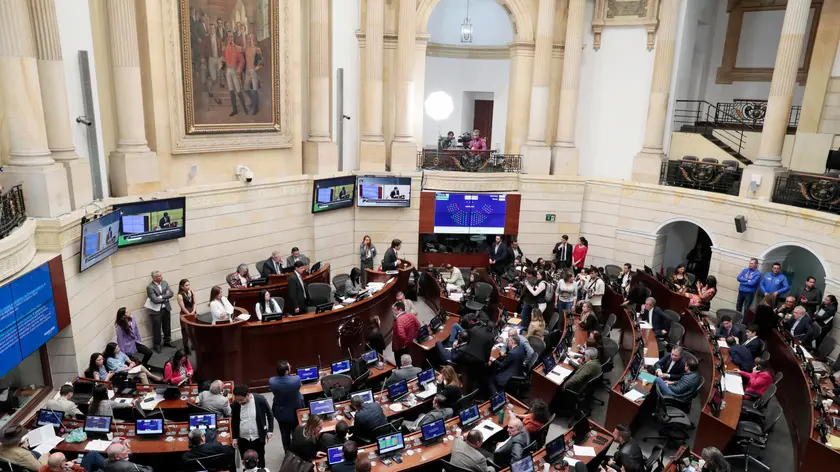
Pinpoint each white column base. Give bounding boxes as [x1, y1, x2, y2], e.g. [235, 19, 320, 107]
[521, 145, 552, 175]
[551, 144, 579, 175]
[739, 163, 783, 200]
[109, 151, 161, 196]
[0, 163, 71, 217]
[632, 150, 666, 184]
[303, 140, 338, 175]
[62, 158, 94, 209]
[359, 140, 387, 171]
[390, 141, 418, 172]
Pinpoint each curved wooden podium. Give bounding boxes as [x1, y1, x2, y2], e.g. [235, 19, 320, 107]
[183, 262, 414, 389]
[227, 263, 332, 312]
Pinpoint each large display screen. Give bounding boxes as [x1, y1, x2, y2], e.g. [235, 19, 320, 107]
[0, 262, 58, 377]
[114, 197, 186, 247]
[433, 193, 507, 234]
[80, 211, 121, 272]
[357, 176, 411, 207]
[312, 176, 356, 213]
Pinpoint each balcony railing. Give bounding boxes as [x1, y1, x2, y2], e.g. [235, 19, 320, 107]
[417, 149, 521, 173]
[0, 184, 26, 239]
[715, 99, 800, 129]
[673, 100, 757, 160]
[773, 173, 840, 215]
[660, 159, 742, 196]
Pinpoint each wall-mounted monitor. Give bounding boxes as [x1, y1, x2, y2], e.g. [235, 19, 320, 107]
[312, 176, 356, 213]
[114, 197, 186, 247]
[433, 192, 507, 234]
[357, 176, 411, 208]
[80, 211, 121, 272]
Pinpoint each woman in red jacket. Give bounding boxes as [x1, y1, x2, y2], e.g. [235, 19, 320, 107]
[572, 237, 588, 274]
[739, 358, 773, 400]
[163, 349, 194, 384]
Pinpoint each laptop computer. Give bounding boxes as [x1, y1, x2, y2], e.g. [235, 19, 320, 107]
[189, 413, 217, 430]
[458, 405, 481, 429]
[416, 324, 431, 343]
[155, 386, 182, 400]
[136, 418, 164, 438]
[84, 415, 112, 439]
[361, 350, 379, 365]
[350, 389, 374, 404]
[310, 398, 336, 417]
[327, 446, 344, 466]
[572, 416, 591, 443]
[511, 456, 534, 472]
[415, 369, 438, 400]
[36, 409, 64, 428]
[331, 359, 351, 375]
[376, 432, 405, 458]
[545, 435, 568, 465]
[71, 380, 94, 404]
[297, 366, 320, 383]
[429, 316, 443, 332]
[387, 380, 409, 402]
[490, 392, 506, 413]
[421, 419, 446, 445]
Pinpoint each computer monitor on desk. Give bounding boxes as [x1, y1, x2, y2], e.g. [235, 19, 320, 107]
[387, 380, 409, 401]
[511, 456, 534, 472]
[310, 398, 335, 416]
[361, 350, 378, 365]
[136, 418, 164, 437]
[421, 419, 446, 444]
[84, 415, 112, 439]
[36, 409, 64, 428]
[376, 432, 405, 457]
[189, 413, 217, 430]
[298, 366, 320, 383]
[315, 302, 334, 314]
[327, 446, 344, 465]
[331, 359, 351, 375]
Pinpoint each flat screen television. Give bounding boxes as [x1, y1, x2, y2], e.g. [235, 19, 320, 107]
[357, 176, 411, 207]
[114, 197, 186, 247]
[312, 176, 356, 213]
[80, 211, 121, 272]
[433, 192, 507, 234]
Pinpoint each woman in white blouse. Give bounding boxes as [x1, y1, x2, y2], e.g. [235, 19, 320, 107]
[209, 285, 233, 324]
[555, 270, 578, 314]
[256, 288, 282, 320]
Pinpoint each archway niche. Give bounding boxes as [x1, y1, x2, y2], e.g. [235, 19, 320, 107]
[654, 220, 714, 281]
[760, 245, 827, 296]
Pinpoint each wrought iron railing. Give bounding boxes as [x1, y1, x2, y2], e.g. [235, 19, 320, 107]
[0, 184, 26, 239]
[715, 99, 800, 129]
[673, 100, 758, 159]
[773, 173, 840, 215]
[417, 149, 522, 173]
[660, 159, 742, 196]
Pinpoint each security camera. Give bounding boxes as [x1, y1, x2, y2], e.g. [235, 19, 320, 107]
[235, 165, 254, 184]
[76, 116, 92, 127]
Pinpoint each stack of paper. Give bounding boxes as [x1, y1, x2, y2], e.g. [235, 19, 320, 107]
[639, 322, 653, 330]
[236, 314, 250, 321]
[723, 373, 745, 395]
[573, 445, 596, 457]
[717, 339, 729, 349]
[644, 357, 659, 366]
[85, 440, 111, 452]
[546, 366, 573, 385]
[623, 389, 646, 402]
[127, 365, 142, 374]
[448, 293, 463, 301]
[26, 425, 64, 455]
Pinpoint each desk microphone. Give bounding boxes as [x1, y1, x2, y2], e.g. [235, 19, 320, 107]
[48, 410, 66, 434]
[318, 355, 322, 370]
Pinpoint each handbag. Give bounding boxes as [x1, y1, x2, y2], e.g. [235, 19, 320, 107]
[279, 451, 314, 472]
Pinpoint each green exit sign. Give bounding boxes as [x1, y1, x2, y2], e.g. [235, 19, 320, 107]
[545, 214, 556, 222]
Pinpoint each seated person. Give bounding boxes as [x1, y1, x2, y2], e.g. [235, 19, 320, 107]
[290, 416, 324, 462]
[688, 276, 717, 310]
[89, 383, 133, 417]
[182, 428, 235, 470]
[741, 325, 763, 360]
[738, 359, 773, 400]
[103, 342, 162, 384]
[330, 441, 359, 472]
[654, 347, 686, 381]
[44, 384, 83, 418]
[776, 296, 797, 318]
[783, 306, 814, 344]
[255, 289, 282, 320]
[229, 263, 254, 288]
[385, 354, 422, 386]
[320, 420, 349, 450]
[104, 442, 152, 472]
[622, 281, 649, 312]
[444, 264, 466, 292]
[726, 336, 754, 372]
[499, 327, 535, 370]
[562, 348, 602, 397]
[209, 285, 234, 324]
[196, 380, 232, 417]
[579, 301, 600, 332]
[638, 297, 670, 338]
[242, 449, 269, 472]
[395, 291, 416, 314]
[163, 350, 194, 385]
[715, 315, 744, 343]
[85, 352, 113, 381]
[491, 335, 526, 393]
[286, 247, 310, 267]
[599, 424, 645, 472]
[40, 452, 85, 472]
[260, 251, 285, 278]
[653, 357, 702, 403]
[515, 399, 551, 434]
[345, 268, 364, 297]
[405, 395, 453, 432]
[492, 418, 529, 467]
[437, 366, 463, 407]
[450, 430, 493, 472]
[0, 425, 47, 470]
[349, 395, 387, 442]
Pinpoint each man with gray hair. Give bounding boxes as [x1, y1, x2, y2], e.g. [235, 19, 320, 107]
[196, 380, 232, 417]
[491, 333, 526, 393]
[145, 270, 173, 353]
[561, 347, 602, 394]
[229, 264, 253, 288]
[385, 354, 422, 386]
[182, 426, 235, 469]
[260, 251, 285, 278]
[104, 442, 152, 472]
[784, 305, 814, 343]
[492, 417, 529, 466]
[505, 327, 535, 368]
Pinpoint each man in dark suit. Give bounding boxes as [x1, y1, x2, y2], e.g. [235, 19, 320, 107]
[104, 443, 152, 472]
[493, 418, 530, 466]
[489, 235, 508, 275]
[510, 240, 524, 264]
[182, 428, 235, 470]
[260, 251, 284, 279]
[715, 315, 744, 344]
[552, 235, 573, 269]
[638, 297, 670, 338]
[285, 247, 311, 268]
[288, 261, 309, 314]
[145, 270, 174, 353]
[385, 354, 422, 386]
[491, 335, 526, 393]
[653, 357, 702, 403]
[784, 306, 814, 343]
[741, 325, 763, 360]
[382, 239, 401, 271]
[654, 346, 686, 381]
[158, 212, 171, 228]
[231, 384, 274, 468]
[330, 441, 359, 472]
[600, 424, 645, 472]
[320, 421, 349, 450]
[450, 430, 492, 472]
[350, 395, 387, 442]
[268, 360, 303, 451]
[727, 336, 754, 372]
[406, 394, 453, 431]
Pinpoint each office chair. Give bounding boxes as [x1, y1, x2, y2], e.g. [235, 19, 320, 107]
[307, 283, 333, 311]
[527, 336, 546, 359]
[760, 351, 770, 362]
[604, 265, 622, 284]
[740, 384, 776, 423]
[320, 374, 353, 401]
[644, 378, 704, 448]
[685, 273, 696, 285]
[333, 274, 350, 299]
[701, 157, 719, 164]
[662, 309, 682, 324]
[645, 444, 664, 472]
[351, 370, 371, 393]
[532, 413, 555, 448]
[255, 260, 266, 276]
[507, 372, 531, 401]
[337, 317, 366, 358]
[441, 461, 474, 472]
[724, 404, 782, 472]
[225, 273, 236, 288]
[565, 373, 604, 426]
[716, 308, 742, 325]
[182, 453, 233, 472]
[547, 311, 561, 332]
[816, 336, 837, 361]
[466, 282, 493, 311]
[663, 322, 685, 350]
[452, 389, 479, 413]
[602, 313, 617, 333]
[771, 371, 783, 386]
[186, 402, 215, 415]
[0, 462, 28, 472]
[811, 324, 823, 348]
[599, 338, 620, 388]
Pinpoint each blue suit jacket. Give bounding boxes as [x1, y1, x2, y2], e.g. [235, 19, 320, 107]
[663, 371, 702, 403]
[655, 355, 686, 380]
[728, 344, 754, 372]
[492, 344, 526, 387]
[269, 374, 304, 422]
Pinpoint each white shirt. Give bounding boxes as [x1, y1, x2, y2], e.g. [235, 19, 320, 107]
[239, 396, 259, 441]
[255, 299, 281, 320]
[210, 296, 234, 324]
[586, 278, 605, 306]
[556, 280, 578, 303]
[270, 259, 282, 274]
[646, 308, 655, 326]
[558, 243, 569, 260]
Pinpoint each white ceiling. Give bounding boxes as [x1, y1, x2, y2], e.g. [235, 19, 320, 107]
[427, 0, 514, 46]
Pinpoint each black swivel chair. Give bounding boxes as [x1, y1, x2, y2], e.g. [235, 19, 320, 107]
[333, 274, 350, 299]
[441, 461, 474, 472]
[724, 404, 782, 472]
[307, 283, 333, 312]
[466, 282, 493, 311]
[644, 378, 704, 448]
[452, 389, 479, 413]
[182, 453, 234, 472]
[740, 384, 776, 423]
[532, 413, 555, 448]
[320, 374, 353, 401]
[547, 311, 561, 332]
[527, 336, 546, 360]
[771, 371, 783, 386]
[602, 313, 617, 333]
[565, 373, 604, 426]
[645, 444, 664, 472]
[660, 322, 685, 354]
[599, 338, 620, 388]
[662, 309, 682, 324]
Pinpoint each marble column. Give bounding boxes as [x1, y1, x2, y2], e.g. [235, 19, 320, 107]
[521, 0, 557, 175]
[390, 0, 418, 171]
[740, 0, 812, 198]
[29, 0, 93, 208]
[304, 0, 338, 175]
[504, 42, 535, 155]
[106, 0, 159, 196]
[360, 0, 386, 170]
[551, 0, 585, 175]
[631, 0, 679, 184]
[0, 0, 70, 217]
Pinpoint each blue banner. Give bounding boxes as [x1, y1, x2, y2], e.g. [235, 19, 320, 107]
[10, 263, 57, 360]
[0, 285, 23, 379]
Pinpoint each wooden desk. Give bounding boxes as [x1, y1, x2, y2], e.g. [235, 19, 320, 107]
[498, 420, 613, 472]
[227, 263, 332, 313]
[695, 339, 742, 454]
[529, 315, 587, 405]
[605, 324, 658, 431]
[183, 265, 413, 389]
[128, 382, 234, 410]
[417, 270, 462, 315]
[409, 315, 460, 368]
[299, 358, 396, 397]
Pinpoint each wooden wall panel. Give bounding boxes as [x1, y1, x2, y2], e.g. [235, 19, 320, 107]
[419, 191, 436, 233]
[505, 193, 521, 236]
[49, 256, 71, 332]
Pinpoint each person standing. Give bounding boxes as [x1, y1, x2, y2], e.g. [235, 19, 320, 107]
[760, 263, 790, 300]
[553, 235, 573, 269]
[232, 385, 274, 468]
[145, 270, 174, 353]
[268, 360, 303, 452]
[555, 270, 577, 314]
[391, 301, 420, 358]
[796, 276, 822, 316]
[360, 235, 377, 272]
[221, 31, 247, 117]
[382, 239, 401, 271]
[115, 307, 153, 366]
[243, 34, 262, 115]
[489, 235, 508, 275]
[288, 262, 309, 314]
[572, 237, 589, 274]
[735, 258, 761, 314]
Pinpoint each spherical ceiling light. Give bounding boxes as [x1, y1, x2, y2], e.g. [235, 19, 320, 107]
[425, 91, 454, 121]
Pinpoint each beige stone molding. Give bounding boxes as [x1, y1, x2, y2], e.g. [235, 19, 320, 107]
[615, 228, 658, 241]
[710, 245, 756, 263]
[508, 41, 536, 57]
[592, 0, 661, 50]
[161, 0, 294, 153]
[717, 0, 823, 85]
[356, 32, 430, 48]
[180, 176, 311, 210]
[426, 43, 510, 60]
[0, 219, 37, 282]
[421, 171, 521, 193]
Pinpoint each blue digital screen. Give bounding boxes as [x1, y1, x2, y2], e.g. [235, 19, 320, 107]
[189, 414, 217, 430]
[433, 193, 507, 234]
[310, 398, 335, 415]
[417, 369, 435, 385]
[421, 419, 446, 441]
[387, 379, 409, 400]
[490, 392, 506, 412]
[0, 285, 23, 379]
[376, 432, 405, 455]
[331, 359, 351, 375]
[351, 389, 374, 404]
[459, 405, 480, 427]
[297, 366, 320, 382]
[136, 418, 163, 435]
[327, 446, 344, 464]
[37, 409, 63, 427]
[542, 355, 557, 374]
[362, 350, 378, 364]
[84, 416, 112, 433]
[357, 176, 411, 208]
[511, 456, 534, 472]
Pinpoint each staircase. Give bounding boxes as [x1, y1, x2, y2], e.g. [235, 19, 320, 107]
[678, 123, 751, 166]
[673, 100, 757, 167]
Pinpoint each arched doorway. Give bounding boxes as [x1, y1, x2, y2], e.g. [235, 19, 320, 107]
[654, 219, 715, 281]
[759, 244, 828, 296]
